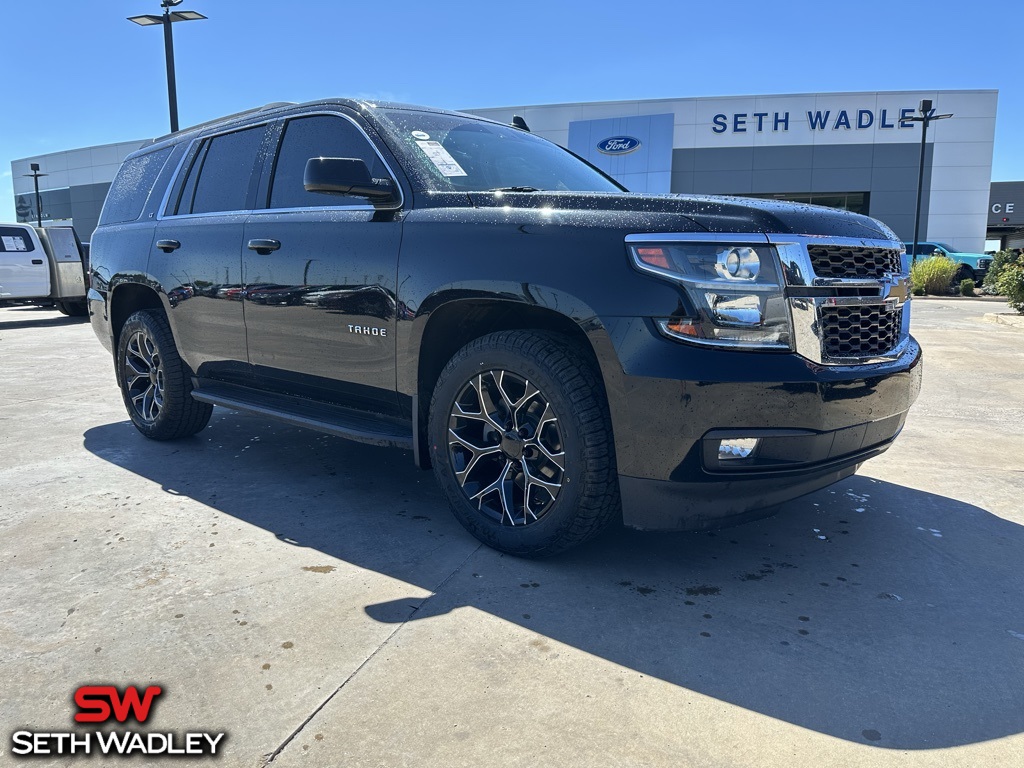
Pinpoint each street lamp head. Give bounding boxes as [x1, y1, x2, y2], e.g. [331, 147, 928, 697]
[161, 0, 184, 6]
[919, 99, 933, 114]
[30, 163, 40, 172]
[169, 10, 207, 21]
[128, 8, 206, 24]
[127, 13, 163, 25]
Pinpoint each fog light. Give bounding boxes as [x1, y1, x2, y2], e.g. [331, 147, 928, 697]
[719, 437, 759, 460]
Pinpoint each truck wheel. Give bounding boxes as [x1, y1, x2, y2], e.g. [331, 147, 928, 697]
[428, 330, 619, 557]
[116, 309, 212, 440]
[55, 300, 88, 317]
[951, 265, 975, 288]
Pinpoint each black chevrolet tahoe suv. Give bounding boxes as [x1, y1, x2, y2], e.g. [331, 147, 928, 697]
[89, 99, 922, 556]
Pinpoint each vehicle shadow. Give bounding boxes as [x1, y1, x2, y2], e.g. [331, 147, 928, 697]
[0, 306, 88, 330]
[83, 412, 1024, 750]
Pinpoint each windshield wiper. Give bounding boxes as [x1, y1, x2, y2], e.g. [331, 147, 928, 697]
[488, 186, 543, 193]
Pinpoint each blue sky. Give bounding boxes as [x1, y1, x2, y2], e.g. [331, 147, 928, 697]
[2, 0, 1020, 222]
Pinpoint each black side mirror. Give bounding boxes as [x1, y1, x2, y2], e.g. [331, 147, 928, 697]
[303, 157, 397, 204]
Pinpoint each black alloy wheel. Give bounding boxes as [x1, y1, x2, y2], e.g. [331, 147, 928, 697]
[116, 309, 212, 440]
[123, 328, 166, 425]
[429, 330, 619, 557]
[448, 369, 565, 527]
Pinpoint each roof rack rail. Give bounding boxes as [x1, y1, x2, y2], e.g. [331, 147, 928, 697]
[149, 102, 297, 143]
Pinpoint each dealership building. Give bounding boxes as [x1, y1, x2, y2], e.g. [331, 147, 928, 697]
[10, 89, 1020, 251]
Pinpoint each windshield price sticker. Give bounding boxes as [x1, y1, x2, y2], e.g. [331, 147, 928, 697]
[2, 236, 27, 251]
[415, 140, 467, 177]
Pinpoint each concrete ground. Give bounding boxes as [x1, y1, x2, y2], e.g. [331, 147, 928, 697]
[1, 299, 1022, 767]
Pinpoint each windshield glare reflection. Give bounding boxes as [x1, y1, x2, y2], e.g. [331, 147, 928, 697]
[377, 110, 624, 195]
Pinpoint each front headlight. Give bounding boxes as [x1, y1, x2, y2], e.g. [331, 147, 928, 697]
[629, 241, 792, 350]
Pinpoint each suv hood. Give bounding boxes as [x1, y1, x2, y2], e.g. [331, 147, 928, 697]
[465, 190, 894, 241]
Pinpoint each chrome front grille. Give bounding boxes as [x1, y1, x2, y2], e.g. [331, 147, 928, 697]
[776, 235, 911, 365]
[820, 304, 903, 359]
[808, 245, 903, 279]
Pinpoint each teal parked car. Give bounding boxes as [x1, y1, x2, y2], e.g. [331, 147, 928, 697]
[904, 241, 991, 285]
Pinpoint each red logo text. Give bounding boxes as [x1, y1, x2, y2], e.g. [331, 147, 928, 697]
[73, 686, 163, 724]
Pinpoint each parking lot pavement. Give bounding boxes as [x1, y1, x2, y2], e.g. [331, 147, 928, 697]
[1, 299, 1023, 767]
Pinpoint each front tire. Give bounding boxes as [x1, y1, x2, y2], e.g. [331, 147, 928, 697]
[428, 330, 619, 557]
[116, 309, 212, 440]
[951, 265, 975, 289]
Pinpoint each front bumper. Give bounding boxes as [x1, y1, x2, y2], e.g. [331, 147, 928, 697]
[601, 319, 922, 530]
[619, 428, 899, 531]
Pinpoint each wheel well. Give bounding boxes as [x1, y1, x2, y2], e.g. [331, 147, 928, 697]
[415, 300, 603, 468]
[110, 283, 164, 348]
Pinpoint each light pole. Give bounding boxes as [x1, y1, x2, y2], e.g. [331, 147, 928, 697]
[905, 99, 953, 263]
[128, 1, 207, 133]
[23, 163, 48, 228]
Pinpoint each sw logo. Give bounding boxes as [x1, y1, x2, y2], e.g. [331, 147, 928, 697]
[9, 684, 226, 758]
[74, 685, 162, 723]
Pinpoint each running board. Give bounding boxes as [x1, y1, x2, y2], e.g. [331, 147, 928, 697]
[191, 383, 414, 450]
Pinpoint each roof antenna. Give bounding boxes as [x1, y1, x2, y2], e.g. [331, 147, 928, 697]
[511, 115, 530, 132]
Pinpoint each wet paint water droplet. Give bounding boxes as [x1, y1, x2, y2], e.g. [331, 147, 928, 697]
[685, 585, 720, 596]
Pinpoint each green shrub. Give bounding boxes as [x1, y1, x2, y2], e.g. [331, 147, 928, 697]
[911, 285, 925, 296]
[983, 249, 1022, 292]
[995, 262, 1024, 314]
[959, 278, 975, 297]
[910, 256, 958, 295]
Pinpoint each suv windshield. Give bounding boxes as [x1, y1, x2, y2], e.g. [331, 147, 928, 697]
[376, 109, 624, 194]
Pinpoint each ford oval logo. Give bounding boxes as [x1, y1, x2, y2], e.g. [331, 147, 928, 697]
[597, 136, 641, 155]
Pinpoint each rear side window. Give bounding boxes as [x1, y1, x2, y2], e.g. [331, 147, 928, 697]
[268, 115, 388, 209]
[174, 125, 265, 215]
[0, 225, 34, 252]
[99, 147, 173, 225]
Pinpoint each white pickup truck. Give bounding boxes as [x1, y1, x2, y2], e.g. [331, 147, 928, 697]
[0, 223, 89, 316]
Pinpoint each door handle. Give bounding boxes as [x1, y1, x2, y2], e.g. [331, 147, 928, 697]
[31, 259, 43, 265]
[247, 238, 281, 255]
[156, 239, 181, 253]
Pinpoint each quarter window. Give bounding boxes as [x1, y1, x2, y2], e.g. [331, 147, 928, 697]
[99, 147, 173, 225]
[268, 115, 388, 209]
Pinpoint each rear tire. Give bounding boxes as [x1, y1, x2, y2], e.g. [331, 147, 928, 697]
[55, 299, 88, 317]
[116, 309, 212, 440]
[428, 330, 619, 557]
